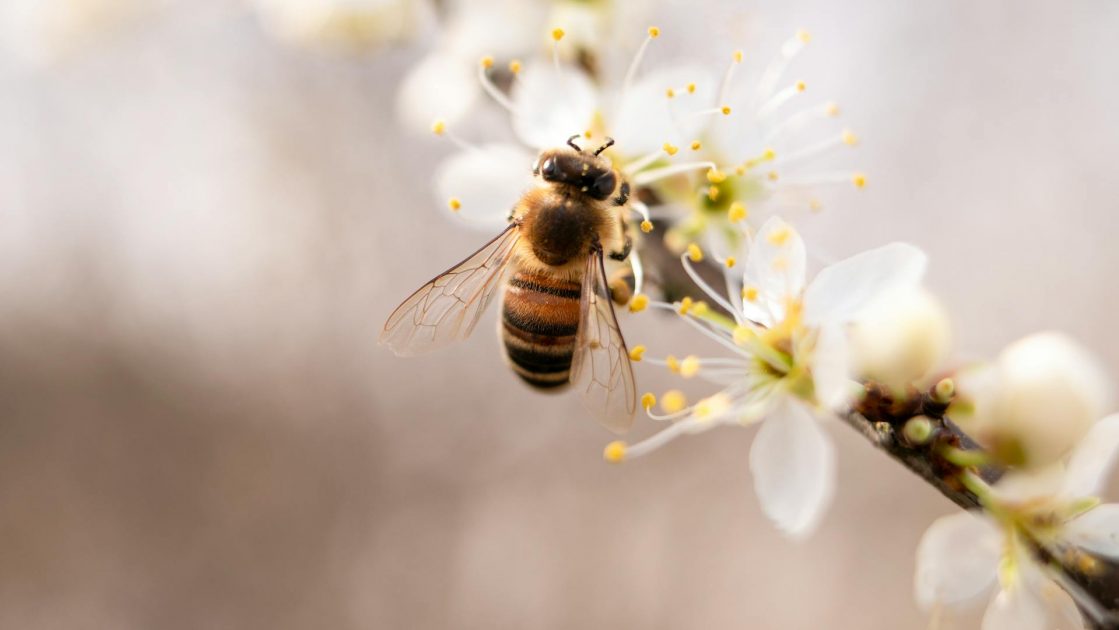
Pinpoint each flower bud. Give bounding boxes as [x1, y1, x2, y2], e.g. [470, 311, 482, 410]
[849, 288, 950, 388]
[977, 332, 1111, 469]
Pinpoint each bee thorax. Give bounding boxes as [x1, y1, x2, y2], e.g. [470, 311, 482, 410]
[526, 199, 596, 267]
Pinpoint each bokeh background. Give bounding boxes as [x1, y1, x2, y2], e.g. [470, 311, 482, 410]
[2, 0, 1118, 628]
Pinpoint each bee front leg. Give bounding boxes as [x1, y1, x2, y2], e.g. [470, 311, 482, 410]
[607, 215, 632, 262]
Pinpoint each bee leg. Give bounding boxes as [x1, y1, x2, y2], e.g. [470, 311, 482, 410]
[608, 213, 632, 262]
[607, 269, 634, 306]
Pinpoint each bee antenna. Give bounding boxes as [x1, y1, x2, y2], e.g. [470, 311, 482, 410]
[593, 137, 615, 156]
[566, 135, 583, 152]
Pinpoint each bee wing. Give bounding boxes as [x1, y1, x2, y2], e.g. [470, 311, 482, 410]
[380, 224, 520, 356]
[570, 247, 637, 434]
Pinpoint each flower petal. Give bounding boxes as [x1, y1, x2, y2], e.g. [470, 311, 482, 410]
[749, 399, 835, 539]
[434, 144, 535, 231]
[741, 216, 806, 326]
[511, 63, 598, 150]
[396, 52, 480, 135]
[812, 324, 853, 410]
[983, 585, 1048, 630]
[1062, 413, 1119, 498]
[610, 64, 716, 157]
[803, 243, 927, 326]
[983, 562, 1081, 630]
[1066, 504, 1119, 558]
[914, 511, 1001, 609]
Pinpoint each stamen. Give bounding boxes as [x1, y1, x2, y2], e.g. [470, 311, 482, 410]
[686, 107, 733, 120]
[448, 197, 462, 211]
[629, 345, 646, 361]
[680, 355, 701, 378]
[603, 440, 627, 463]
[728, 201, 748, 222]
[763, 101, 843, 143]
[779, 172, 868, 188]
[551, 28, 565, 72]
[628, 293, 649, 313]
[661, 389, 688, 413]
[755, 29, 810, 101]
[690, 140, 702, 151]
[629, 248, 646, 295]
[718, 49, 744, 106]
[624, 416, 711, 458]
[756, 81, 806, 120]
[706, 168, 727, 183]
[623, 146, 672, 176]
[633, 160, 718, 186]
[621, 26, 661, 103]
[430, 118, 482, 152]
[686, 243, 703, 262]
[681, 253, 743, 323]
[477, 56, 518, 114]
[630, 200, 654, 234]
[772, 134, 847, 168]
[508, 59, 522, 75]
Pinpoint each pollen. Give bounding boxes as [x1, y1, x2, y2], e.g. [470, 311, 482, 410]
[677, 296, 694, 316]
[480, 55, 494, 69]
[733, 49, 744, 63]
[686, 243, 704, 263]
[734, 164, 747, 176]
[733, 325, 756, 346]
[584, 129, 593, 139]
[721, 106, 732, 115]
[690, 301, 709, 317]
[552, 28, 565, 41]
[603, 440, 627, 463]
[842, 129, 860, 146]
[665, 354, 681, 373]
[663, 142, 679, 156]
[640, 220, 654, 233]
[665, 88, 676, 98]
[707, 186, 719, 201]
[763, 147, 776, 161]
[628, 293, 649, 313]
[687, 83, 696, 94]
[680, 355, 701, 378]
[767, 227, 792, 246]
[648, 26, 661, 38]
[852, 172, 867, 188]
[809, 198, 823, 212]
[629, 345, 647, 362]
[690, 140, 702, 151]
[728, 201, 748, 223]
[431, 119, 446, 135]
[724, 256, 736, 268]
[661, 390, 687, 413]
[767, 171, 779, 182]
[508, 59, 522, 74]
[795, 80, 806, 92]
[641, 392, 656, 410]
[796, 29, 812, 43]
[742, 286, 759, 302]
[448, 197, 462, 211]
[706, 168, 727, 184]
[825, 101, 840, 116]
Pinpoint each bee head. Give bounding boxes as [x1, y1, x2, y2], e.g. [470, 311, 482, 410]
[532, 136, 618, 201]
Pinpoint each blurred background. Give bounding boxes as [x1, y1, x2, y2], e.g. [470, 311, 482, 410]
[2, 0, 1118, 628]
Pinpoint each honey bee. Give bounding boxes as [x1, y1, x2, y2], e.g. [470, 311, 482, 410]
[381, 135, 637, 433]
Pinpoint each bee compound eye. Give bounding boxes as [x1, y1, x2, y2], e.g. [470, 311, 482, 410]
[540, 158, 557, 179]
[591, 171, 617, 199]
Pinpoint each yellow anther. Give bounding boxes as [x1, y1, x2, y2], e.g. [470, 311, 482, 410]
[767, 226, 792, 246]
[707, 185, 720, 201]
[734, 164, 747, 176]
[603, 440, 627, 463]
[509, 59, 522, 74]
[552, 28, 565, 41]
[448, 197, 462, 211]
[628, 293, 649, 313]
[690, 140, 702, 151]
[629, 345, 646, 361]
[809, 198, 823, 212]
[763, 147, 776, 161]
[661, 390, 687, 413]
[431, 119, 446, 135]
[767, 171, 779, 182]
[721, 106, 732, 115]
[796, 29, 812, 43]
[690, 301, 709, 317]
[706, 168, 727, 184]
[663, 142, 679, 156]
[675, 356, 698, 377]
[480, 55, 494, 69]
[686, 243, 704, 263]
[852, 172, 867, 188]
[841, 129, 859, 146]
[677, 297, 693, 315]
[584, 129, 593, 139]
[733, 325, 756, 346]
[641, 392, 656, 410]
[742, 286, 759, 302]
[648, 26, 661, 38]
[665, 354, 681, 373]
[665, 87, 676, 98]
[795, 80, 806, 92]
[728, 201, 748, 223]
[724, 256, 737, 268]
[687, 83, 697, 94]
[640, 220, 654, 233]
[825, 101, 840, 116]
[733, 49, 744, 63]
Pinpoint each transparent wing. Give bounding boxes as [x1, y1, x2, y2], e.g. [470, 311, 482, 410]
[570, 248, 637, 433]
[380, 225, 520, 356]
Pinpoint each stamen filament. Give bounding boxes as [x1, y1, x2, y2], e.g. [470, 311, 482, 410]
[764, 102, 841, 143]
[681, 254, 743, 324]
[773, 134, 845, 167]
[717, 50, 743, 108]
[625, 418, 703, 457]
[477, 64, 518, 114]
[755, 31, 807, 102]
[629, 247, 645, 296]
[756, 82, 805, 120]
[622, 27, 660, 102]
[633, 161, 719, 186]
[624, 147, 670, 176]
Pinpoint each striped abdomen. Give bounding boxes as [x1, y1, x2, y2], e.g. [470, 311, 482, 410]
[501, 270, 581, 390]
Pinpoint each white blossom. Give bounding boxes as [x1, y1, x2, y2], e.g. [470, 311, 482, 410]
[848, 287, 951, 389]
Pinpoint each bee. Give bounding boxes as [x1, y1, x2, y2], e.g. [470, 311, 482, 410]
[381, 135, 637, 433]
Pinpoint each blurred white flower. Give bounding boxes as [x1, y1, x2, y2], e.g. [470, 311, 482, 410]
[960, 332, 1112, 470]
[253, 0, 427, 52]
[0, 0, 148, 67]
[915, 415, 1119, 630]
[610, 217, 927, 537]
[849, 287, 951, 389]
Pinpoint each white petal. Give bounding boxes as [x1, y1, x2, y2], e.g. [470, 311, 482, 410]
[610, 64, 716, 157]
[511, 63, 598, 150]
[1066, 504, 1119, 558]
[742, 217, 806, 325]
[914, 511, 1001, 609]
[812, 324, 853, 410]
[396, 53, 480, 135]
[983, 563, 1082, 630]
[988, 465, 1065, 505]
[803, 243, 928, 326]
[434, 145, 535, 231]
[983, 586, 1048, 630]
[443, 0, 545, 60]
[1062, 413, 1119, 498]
[749, 399, 835, 539]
